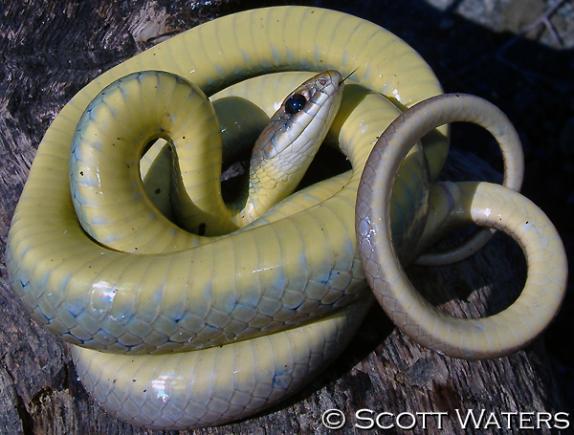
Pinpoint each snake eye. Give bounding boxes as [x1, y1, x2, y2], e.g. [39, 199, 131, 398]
[284, 93, 307, 114]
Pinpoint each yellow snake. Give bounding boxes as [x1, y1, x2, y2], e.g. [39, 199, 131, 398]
[6, 6, 567, 429]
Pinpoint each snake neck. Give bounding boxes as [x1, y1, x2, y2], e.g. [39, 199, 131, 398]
[70, 70, 345, 243]
[228, 70, 345, 228]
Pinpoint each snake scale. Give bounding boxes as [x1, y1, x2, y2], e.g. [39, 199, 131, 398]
[6, 6, 567, 429]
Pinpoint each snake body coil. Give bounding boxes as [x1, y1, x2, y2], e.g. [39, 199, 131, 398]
[7, 6, 567, 430]
[7, 7, 445, 428]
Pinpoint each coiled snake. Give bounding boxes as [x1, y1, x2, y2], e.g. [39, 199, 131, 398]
[6, 6, 567, 429]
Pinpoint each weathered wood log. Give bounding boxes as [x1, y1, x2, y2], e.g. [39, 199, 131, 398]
[0, 1, 566, 433]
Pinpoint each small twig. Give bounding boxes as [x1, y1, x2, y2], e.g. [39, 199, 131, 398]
[543, 16, 565, 46]
[486, 0, 570, 84]
[498, 0, 569, 54]
[449, 0, 571, 82]
[522, 0, 567, 34]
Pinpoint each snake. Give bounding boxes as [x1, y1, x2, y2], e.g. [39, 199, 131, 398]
[6, 6, 567, 430]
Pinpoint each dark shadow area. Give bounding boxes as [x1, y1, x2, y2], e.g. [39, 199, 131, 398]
[212, 0, 574, 416]
[1, 0, 572, 430]
[294, 0, 573, 416]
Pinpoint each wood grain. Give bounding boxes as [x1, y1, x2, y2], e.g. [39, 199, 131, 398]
[0, 1, 565, 433]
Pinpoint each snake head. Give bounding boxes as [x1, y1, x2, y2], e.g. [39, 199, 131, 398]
[241, 70, 345, 221]
[249, 69, 344, 197]
[252, 70, 344, 162]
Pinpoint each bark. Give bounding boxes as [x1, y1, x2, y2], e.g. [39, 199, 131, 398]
[0, 1, 565, 433]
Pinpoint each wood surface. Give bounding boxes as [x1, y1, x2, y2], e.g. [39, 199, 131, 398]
[0, 1, 566, 433]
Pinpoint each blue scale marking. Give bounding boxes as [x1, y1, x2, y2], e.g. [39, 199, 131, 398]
[271, 369, 290, 389]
